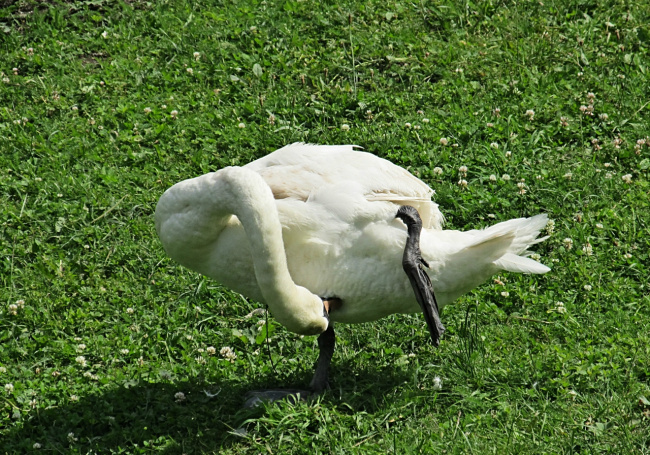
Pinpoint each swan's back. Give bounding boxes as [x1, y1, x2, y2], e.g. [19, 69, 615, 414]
[244, 143, 444, 230]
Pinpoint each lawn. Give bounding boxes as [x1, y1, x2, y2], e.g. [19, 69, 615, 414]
[1, 0, 649, 453]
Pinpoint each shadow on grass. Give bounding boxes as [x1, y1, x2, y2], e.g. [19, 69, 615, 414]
[3, 361, 415, 453]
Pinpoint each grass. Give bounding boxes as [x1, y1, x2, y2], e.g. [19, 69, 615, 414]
[1, 0, 649, 452]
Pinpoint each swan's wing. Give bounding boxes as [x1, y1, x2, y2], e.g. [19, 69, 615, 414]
[244, 143, 444, 229]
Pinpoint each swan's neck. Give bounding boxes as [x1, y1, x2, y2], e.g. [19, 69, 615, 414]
[155, 167, 327, 335]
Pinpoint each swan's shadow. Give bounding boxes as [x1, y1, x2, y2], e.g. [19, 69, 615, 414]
[3, 361, 416, 453]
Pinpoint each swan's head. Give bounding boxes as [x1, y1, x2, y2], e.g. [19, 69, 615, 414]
[270, 286, 329, 336]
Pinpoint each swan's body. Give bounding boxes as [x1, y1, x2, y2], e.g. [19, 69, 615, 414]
[155, 143, 549, 394]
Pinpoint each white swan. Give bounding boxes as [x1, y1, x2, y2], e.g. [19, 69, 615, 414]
[155, 143, 549, 394]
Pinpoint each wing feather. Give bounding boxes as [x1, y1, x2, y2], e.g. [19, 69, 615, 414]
[244, 143, 444, 229]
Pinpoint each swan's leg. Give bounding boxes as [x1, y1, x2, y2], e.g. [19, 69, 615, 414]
[395, 205, 446, 346]
[242, 327, 334, 408]
[309, 323, 335, 393]
[242, 301, 339, 408]
[242, 323, 333, 408]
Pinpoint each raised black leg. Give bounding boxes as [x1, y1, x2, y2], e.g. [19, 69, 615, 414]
[309, 324, 335, 393]
[395, 205, 445, 346]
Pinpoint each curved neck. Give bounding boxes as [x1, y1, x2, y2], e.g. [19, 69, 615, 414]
[156, 167, 327, 335]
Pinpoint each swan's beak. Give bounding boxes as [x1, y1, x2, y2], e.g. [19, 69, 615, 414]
[396, 205, 446, 346]
[322, 298, 342, 315]
[321, 297, 342, 329]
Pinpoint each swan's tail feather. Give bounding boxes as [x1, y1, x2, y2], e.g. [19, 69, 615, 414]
[494, 253, 550, 274]
[485, 214, 550, 274]
[449, 232, 516, 280]
[460, 214, 550, 275]
[463, 231, 515, 258]
[499, 214, 549, 252]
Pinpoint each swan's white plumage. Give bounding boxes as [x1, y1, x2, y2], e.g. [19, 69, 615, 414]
[155, 143, 549, 334]
[245, 144, 444, 230]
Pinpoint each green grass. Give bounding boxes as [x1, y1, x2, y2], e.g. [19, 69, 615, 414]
[1, 0, 649, 453]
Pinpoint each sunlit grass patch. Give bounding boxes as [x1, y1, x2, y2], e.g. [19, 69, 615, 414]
[1, 0, 649, 452]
